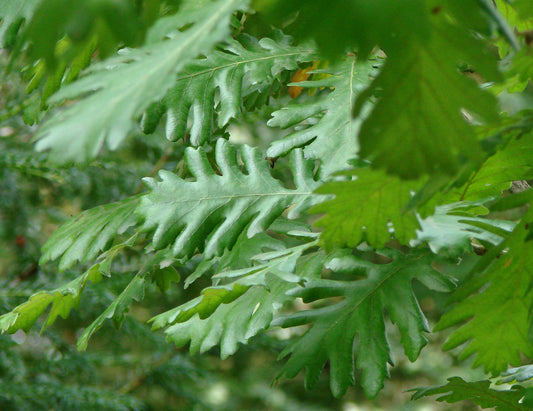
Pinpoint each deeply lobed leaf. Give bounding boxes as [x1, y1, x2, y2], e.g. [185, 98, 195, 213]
[267, 58, 376, 177]
[436, 219, 533, 374]
[40, 196, 140, 271]
[142, 32, 317, 144]
[411, 377, 527, 410]
[274, 249, 455, 398]
[137, 139, 321, 257]
[34, 0, 249, 163]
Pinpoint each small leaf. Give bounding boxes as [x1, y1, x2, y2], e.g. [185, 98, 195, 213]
[410, 377, 527, 411]
[40, 196, 140, 271]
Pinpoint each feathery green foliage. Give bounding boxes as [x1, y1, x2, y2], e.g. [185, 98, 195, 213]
[2, 0, 533, 409]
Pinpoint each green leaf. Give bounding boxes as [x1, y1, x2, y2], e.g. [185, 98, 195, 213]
[151, 242, 323, 359]
[258, 0, 430, 60]
[274, 249, 455, 398]
[0, 0, 41, 47]
[184, 230, 286, 288]
[457, 131, 533, 201]
[499, 364, 533, 384]
[0, 238, 133, 334]
[34, 0, 249, 163]
[137, 139, 321, 257]
[514, 0, 533, 20]
[77, 249, 172, 350]
[354, 25, 499, 178]
[311, 168, 423, 249]
[416, 201, 516, 257]
[152, 240, 318, 330]
[436, 223, 533, 374]
[23, 0, 139, 67]
[40, 196, 141, 271]
[267, 57, 376, 177]
[410, 377, 527, 411]
[141, 32, 317, 144]
[163, 275, 293, 359]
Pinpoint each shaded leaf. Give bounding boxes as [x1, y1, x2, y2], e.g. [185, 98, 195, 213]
[411, 377, 526, 411]
[77, 249, 172, 350]
[311, 168, 423, 249]
[354, 24, 499, 178]
[274, 249, 455, 398]
[436, 221, 533, 374]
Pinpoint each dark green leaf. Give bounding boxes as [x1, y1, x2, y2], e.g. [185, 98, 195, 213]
[411, 377, 527, 411]
[274, 249, 455, 398]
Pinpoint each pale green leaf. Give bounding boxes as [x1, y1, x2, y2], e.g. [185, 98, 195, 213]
[267, 58, 376, 177]
[137, 139, 321, 257]
[34, 0, 249, 163]
[0, 0, 41, 46]
[416, 201, 516, 257]
[142, 32, 317, 143]
[40, 196, 141, 271]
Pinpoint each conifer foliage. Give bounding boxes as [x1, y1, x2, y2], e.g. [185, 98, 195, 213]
[2, 0, 533, 408]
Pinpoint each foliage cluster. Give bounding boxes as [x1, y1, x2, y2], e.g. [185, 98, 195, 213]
[2, 0, 533, 409]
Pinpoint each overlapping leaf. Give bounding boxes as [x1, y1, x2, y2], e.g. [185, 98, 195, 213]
[137, 139, 321, 257]
[274, 249, 455, 398]
[354, 23, 500, 178]
[416, 201, 516, 257]
[267, 58, 376, 177]
[311, 168, 424, 249]
[411, 377, 527, 411]
[34, 0, 249, 163]
[499, 364, 533, 384]
[436, 221, 533, 374]
[141, 32, 317, 144]
[151, 241, 323, 359]
[454, 131, 533, 202]
[0, 0, 41, 46]
[0, 237, 134, 335]
[40, 196, 141, 271]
